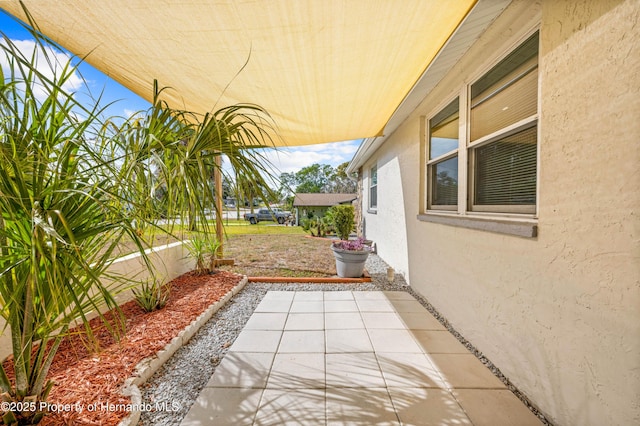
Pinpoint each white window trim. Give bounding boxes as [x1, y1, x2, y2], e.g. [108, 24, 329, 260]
[426, 96, 460, 212]
[420, 28, 540, 238]
[368, 164, 378, 212]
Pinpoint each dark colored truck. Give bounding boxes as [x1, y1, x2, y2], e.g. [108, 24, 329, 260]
[244, 208, 293, 225]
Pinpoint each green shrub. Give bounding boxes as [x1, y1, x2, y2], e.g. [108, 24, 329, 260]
[329, 205, 355, 240]
[186, 233, 221, 275]
[133, 278, 171, 312]
[302, 217, 329, 237]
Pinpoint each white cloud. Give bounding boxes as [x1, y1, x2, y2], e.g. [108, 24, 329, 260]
[0, 39, 84, 103]
[123, 108, 145, 119]
[264, 140, 362, 174]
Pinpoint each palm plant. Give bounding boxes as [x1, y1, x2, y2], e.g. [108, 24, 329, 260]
[0, 31, 150, 425]
[185, 233, 222, 275]
[0, 12, 279, 425]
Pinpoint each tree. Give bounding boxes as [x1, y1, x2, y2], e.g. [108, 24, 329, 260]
[278, 171, 298, 199]
[279, 162, 356, 195]
[329, 162, 357, 193]
[293, 163, 333, 193]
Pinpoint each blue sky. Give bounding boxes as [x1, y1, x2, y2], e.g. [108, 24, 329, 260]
[0, 10, 361, 175]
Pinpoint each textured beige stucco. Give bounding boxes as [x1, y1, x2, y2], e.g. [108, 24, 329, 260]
[0, 242, 194, 361]
[361, 150, 413, 280]
[361, 0, 640, 424]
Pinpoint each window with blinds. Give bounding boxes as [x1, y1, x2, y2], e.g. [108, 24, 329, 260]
[428, 98, 459, 210]
[469, 32, 538, 214]
[473, 126, 537, 211]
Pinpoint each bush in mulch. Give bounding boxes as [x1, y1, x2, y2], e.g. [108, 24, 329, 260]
[2, 270, 242, 426]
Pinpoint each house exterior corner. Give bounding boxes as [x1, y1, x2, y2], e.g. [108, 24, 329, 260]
[350, 0, 640, 425]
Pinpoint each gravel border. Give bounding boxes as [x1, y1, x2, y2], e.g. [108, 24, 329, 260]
[138, 254, 552, 425]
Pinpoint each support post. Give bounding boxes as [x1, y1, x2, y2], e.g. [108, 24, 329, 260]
[214, 155, 224, 258]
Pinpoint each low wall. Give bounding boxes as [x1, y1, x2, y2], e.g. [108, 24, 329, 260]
[0, 241, 194, 361]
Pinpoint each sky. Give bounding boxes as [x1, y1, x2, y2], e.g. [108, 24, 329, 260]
[0, 10, 362, 177]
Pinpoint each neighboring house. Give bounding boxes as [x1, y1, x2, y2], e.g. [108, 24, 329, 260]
[347, 1, 639, 426]
[292, 193, 357, 225]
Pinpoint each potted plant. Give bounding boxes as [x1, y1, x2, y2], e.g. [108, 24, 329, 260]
[326, 205, 371, 277]
[331, 237, 372, 278]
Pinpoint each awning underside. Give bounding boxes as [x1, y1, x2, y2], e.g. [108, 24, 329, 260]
[0, 0, 476, 146]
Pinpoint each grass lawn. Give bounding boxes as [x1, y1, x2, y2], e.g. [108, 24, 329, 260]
[218, 233, 336, 277]
[220, 219, 306, 236]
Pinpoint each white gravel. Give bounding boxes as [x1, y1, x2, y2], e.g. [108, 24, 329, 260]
[137, 254, 551, 425]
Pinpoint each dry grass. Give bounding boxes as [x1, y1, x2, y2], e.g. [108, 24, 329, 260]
[218, 234, 337, 277]
[111, 225, 338, 278]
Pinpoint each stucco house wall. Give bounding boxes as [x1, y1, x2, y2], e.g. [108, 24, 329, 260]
[357, 1, 639, 425]
[361, 152, 411, 280]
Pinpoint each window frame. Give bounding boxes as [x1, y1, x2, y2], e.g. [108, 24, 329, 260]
[369, 164, 378, 211]
[421, 28, 540, 235]
[427, 97, 460, 211]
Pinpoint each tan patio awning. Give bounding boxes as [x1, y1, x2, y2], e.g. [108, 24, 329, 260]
[0, 0, 476, 146]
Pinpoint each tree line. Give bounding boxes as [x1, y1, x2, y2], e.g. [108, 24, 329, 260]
[278, 161, 357, 197]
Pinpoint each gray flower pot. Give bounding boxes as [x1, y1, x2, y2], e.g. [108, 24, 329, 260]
[331, 245, 370, 278]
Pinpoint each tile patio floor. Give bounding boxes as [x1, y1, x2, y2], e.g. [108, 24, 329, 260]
[181, 290, 542, 425]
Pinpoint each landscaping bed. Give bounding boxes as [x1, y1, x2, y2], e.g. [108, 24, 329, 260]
[2, 270, 243, 426]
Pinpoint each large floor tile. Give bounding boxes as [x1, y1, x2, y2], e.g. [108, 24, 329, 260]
[254, 299, 293, 313]
[207, 352, 275, 388]
[355, 299, 395, 312]
[326, 388, 399, 425]
[324, 300, 359, 312]
[290, 300, 325, 313]
[326, 353, 386, 388]
[285, 313, 324, 330]
[352, 291, 388, 300]
[261, 291, 295, 302]
[324, 291, 354, 301]
[267, 353, 325, 389]
[254, 388, 325, 426]
[361, 312, 405, 329]
[326, 329, 373, 353]
[229, 330, 282, 353]
[388, 387, 472, 426]
[278, 330, 325, 352]
[395, 311, 446, 330]
[367, 328, 423, 353]
[294, 291, 324, 301]
[411, 330, 470, 353]
[428, 353, 507, 389]
[452, 389, 543, 426]
[244, 312, 288, 330]
[325, 312, 365, 329]
[382, 291, 415, 301]
[180, 387, 262, 426]
[376, 352, 446, 388]
[388, 299, 427, 312]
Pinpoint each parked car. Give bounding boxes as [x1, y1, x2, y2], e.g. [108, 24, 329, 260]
[244, 208, 293, 225]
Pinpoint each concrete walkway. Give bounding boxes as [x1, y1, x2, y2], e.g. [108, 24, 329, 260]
[181, 290, 542, 425]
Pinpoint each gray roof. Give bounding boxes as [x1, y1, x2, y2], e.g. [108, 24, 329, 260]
[293, 193, 357, 207]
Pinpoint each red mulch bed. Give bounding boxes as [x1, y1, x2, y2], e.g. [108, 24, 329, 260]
[2, 270, 242, 426]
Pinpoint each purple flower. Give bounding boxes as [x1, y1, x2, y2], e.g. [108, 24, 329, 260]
[332, 237, 371, 251]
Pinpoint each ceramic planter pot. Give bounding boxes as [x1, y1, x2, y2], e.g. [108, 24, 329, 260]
[331, 245, 370, 278]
